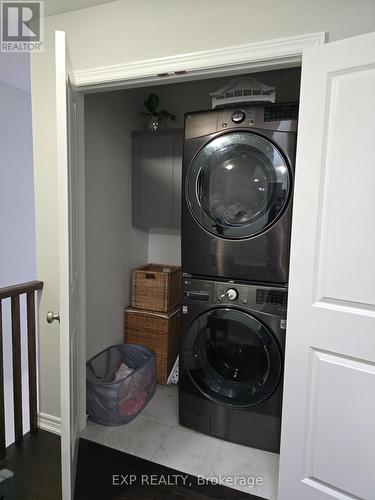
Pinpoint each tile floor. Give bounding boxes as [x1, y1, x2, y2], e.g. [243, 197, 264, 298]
[81, 385, 280, 499]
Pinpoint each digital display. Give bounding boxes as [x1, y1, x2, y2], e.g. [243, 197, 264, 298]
[264, 103, 299, 122]
[256, 289, 288, 307]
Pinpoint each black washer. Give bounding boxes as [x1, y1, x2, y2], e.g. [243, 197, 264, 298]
[179, 277, 287, 453]
[183, 308, 282, 407]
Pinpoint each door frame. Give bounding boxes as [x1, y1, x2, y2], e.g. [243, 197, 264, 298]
[75, 30, 326, 432]
[76, 32, 325, 91]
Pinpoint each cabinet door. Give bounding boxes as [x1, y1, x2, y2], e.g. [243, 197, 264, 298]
[132, 130, 182, 228]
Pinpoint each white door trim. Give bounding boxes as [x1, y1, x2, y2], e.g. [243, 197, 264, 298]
[75, 31, 326, 91]
[76, 91, 87, 434]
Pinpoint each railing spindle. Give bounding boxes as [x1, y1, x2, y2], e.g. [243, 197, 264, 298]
[26, 291, 38, 435]
[11, 294, 23, 448]
[0, 281, 43, 459]
[0, 301, 6, 460]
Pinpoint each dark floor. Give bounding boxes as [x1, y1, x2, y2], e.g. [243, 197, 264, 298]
[0, 432, 264, 499]
[0, 430, 61, 500]
[75, 438, 263, 500]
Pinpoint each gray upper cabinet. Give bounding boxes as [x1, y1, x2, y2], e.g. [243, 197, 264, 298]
[132, 129, 183, 228]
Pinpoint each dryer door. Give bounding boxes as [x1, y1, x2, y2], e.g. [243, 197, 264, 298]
[186, 131, 290, 239]
[183, 308, 282, 407]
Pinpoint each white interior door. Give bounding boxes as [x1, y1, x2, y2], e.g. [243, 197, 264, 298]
[55, 30, 80, 500]
[278, 31, 375, 500]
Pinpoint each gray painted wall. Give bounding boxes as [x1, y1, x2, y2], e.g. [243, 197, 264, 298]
[85, 91, 148, 359]
[0, 53, 37, 445]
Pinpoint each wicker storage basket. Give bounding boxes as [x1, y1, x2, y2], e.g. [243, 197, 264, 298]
[125, 307, 180, 384]
[132, 264, 181, 313]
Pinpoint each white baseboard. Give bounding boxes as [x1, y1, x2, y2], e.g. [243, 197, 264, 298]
[38, 412, 61, 435]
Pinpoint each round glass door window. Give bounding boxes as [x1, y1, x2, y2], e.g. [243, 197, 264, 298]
[183, 308, 282, 407]
[186, 132, 291, 239]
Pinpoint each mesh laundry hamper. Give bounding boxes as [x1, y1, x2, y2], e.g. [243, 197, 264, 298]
[86, 344, 156, 425]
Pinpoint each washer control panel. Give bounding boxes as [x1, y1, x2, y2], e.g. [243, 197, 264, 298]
[183, 278, 213, 301]
[182, 277, 288, 314]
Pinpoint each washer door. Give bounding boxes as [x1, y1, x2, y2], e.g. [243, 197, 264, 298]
[183, 308, 282, 407]
[186, 131, 290, 239]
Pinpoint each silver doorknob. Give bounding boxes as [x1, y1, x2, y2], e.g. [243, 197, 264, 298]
[46, 311, 60, 324]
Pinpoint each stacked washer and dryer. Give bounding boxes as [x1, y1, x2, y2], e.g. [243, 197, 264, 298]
[179, 103, 298, 453]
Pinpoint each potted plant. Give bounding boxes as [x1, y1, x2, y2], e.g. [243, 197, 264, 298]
[139, 93, 176, 131]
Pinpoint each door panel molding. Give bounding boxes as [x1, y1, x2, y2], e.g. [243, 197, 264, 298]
[313, 297, 375, 315]
[314, 64, 375, 308]
[301, 477, 360, 500]
[303, 349, 375, 498]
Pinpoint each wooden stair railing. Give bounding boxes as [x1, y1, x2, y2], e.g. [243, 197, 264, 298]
[0, 281, 44, 461]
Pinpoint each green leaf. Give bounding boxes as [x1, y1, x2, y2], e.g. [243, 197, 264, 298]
[144, 93, 159, 115]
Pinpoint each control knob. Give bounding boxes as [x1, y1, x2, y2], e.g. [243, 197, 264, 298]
[231, 110, 246, 124]
[220, 288, 238, 301]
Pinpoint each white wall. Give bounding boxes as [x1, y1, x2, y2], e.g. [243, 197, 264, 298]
[31, 26, 61, 420]
[148, 229, 181, 266]
[0, 52, 31, 92]
[45, 0, 375, 73]
[30, 0, 375, 420]
[85, 90, 148, 359]
[0, 53, 37, 445]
